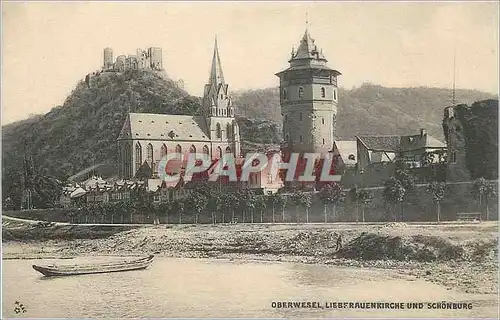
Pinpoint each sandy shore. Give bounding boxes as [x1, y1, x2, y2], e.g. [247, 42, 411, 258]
[2, 218, 498, 295]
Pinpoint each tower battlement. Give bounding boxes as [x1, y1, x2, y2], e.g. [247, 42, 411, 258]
[102, 47, 163, 72]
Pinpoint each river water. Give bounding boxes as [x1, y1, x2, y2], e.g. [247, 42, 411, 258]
[2, 256, 498, 318]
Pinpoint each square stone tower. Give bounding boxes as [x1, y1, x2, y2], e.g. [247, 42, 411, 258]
[276, 29, 341, 157]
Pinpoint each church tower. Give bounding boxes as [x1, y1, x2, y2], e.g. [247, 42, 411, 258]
[202, 38, 241, 158]
[276, 28, 341, 156]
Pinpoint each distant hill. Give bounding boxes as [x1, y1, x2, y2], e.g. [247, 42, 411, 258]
[231, 84, 497, 141]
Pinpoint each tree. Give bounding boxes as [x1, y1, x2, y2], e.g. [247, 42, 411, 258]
[171, 199, 185, 224]
[292, 191, 312, 223]
[276, 193, 288, 222]
[318, 183, 342, 223]
[159, 201, 172, 224]
[255, 194, 267, 223]
[186, 192, 207, 224]
[102, 202, 116, 224]
[472, 178, 497, 221]
[357, 189, 374, 223]
[394, 169, 416, 220]
[426, 182, 446, 223]
[206, 191, 221, 224]
[382, 177, 405, 222]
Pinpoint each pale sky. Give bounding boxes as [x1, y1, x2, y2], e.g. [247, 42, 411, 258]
[2, 1, 498, 125]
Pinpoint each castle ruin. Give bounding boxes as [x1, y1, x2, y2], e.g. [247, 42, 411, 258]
[103, 47, 163, 72]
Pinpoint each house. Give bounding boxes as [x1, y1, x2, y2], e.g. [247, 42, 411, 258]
[399, 129, 447, 169]
[246, 152, 285, 195]
[331, 140, 357, 174]
[354, 129, 447, 186]
[356, 135, 400, 173]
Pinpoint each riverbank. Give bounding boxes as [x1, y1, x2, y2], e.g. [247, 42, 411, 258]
[2, 217, 498, 295]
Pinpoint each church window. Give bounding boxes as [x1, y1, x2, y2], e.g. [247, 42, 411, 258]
[217, 146, 223, 159]
[189, 145, 196, 153]
[451, 151, 457, 163]
[322, 139, 325, 145]
[299, 112, 303, 121]
[322, 118, 325, 125]
[225, 146, 231, 154]
[298, 87, 304, 99]
[283, 89, 288, 100]
[203, 145, 209, 155]
[300, 135, 303, 143]
[334, 90, 337, 100]
[124, 144, 132, 178]
[321, 87, 326, 98]
[175, 144, 182, 157]
[285, 114, 288, 123]
[216, 123, 222, 139]
[135, 143, 142, 172]
[147, 143, 153, 162]
[226, 123, 232, 138]
[160, 144, 168, 159]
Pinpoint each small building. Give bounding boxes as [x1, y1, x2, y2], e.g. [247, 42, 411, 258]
[332, 140, 357, 174]
[356, 135, 400, 173]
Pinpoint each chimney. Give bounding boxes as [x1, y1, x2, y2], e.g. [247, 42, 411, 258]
[420, 129, 426, 137]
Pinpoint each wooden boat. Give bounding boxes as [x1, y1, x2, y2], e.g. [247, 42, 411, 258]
[32, 255, 154, 277]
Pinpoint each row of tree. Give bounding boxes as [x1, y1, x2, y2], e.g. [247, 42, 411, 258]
[55, 173, 498, 224]
[382, 170, 497, 222]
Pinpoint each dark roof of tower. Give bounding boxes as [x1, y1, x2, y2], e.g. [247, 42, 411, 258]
[292, 29, 327, 61]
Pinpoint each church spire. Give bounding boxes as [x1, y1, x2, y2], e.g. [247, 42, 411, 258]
[210, 36, 225, 85]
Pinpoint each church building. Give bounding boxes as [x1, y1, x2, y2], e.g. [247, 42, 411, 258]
[276, 28, 341, 157]
[117, 39, 241, 179]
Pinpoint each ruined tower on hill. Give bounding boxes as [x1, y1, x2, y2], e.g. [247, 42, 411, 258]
[276, 28, 341, 157]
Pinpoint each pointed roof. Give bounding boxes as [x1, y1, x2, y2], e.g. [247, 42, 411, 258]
[209, 37, 225, 85]
[292, 29, 326, 61]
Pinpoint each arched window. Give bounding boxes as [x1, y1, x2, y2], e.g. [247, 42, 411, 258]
[298, 87, 304, 99]
[321, 87, 326, 98]
[225, 146, 231, 154]
[189, 145, 196, 153]
[124, 144, 132, 178]
[226, 123, 232, 138]
[147, 143, 153, 162]
[202, 145, 209, 155]
[322, 118, 325, 125]
[216, 123, 222, 139]
[217, 146, 223, 159]
[175, 144, 182, 160]
[135, 143, 142, 172]
[283, 88, 287, 100]
[161, 144, 167, 158]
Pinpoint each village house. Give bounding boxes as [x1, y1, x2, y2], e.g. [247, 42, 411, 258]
[353, 129, 447, 186]
[331, 140, 357, 175]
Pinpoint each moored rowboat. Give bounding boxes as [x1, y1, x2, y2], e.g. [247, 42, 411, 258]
[32, 255, 154, 276]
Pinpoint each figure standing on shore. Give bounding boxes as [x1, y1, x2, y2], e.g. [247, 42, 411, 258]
[335, 234, 343, 251]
